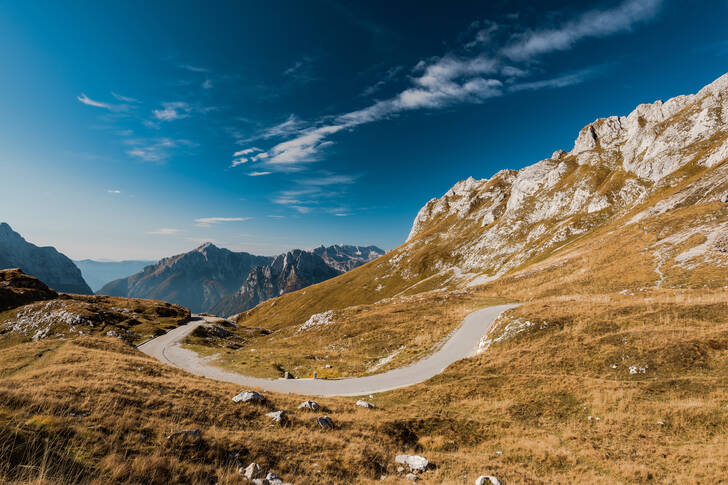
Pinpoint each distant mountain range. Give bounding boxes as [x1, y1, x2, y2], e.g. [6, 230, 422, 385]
[211, 245, 383, 316]
[0, 222, 92, 294]
[98, 243, 384, 315]
[73, 259, 156, 292]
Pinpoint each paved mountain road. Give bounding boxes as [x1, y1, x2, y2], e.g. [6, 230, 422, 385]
[137, 304, 519, 397]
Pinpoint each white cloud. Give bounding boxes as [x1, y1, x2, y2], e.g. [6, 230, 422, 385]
[291, 205, 311, 214]
[107, 189, 121, 194]
[268, 215, 285, 219]
[233, 147, 261, 157]
[77, 93, 112, 110]
[248, 171, 271, 176]
[126, 138, 179, 163]
[501, 0, 663, 61]
[147, 228, 180, 235]
[179, 64, 208, 72]
[509, 67, 601, 92]
[111, 92, 139, 103]
[202, 79, 213, 89]
[246, 0, 662, 168]
[194, 217, 251, 224]
[260, 114, 307, 139]
[153, 102, 191, 121]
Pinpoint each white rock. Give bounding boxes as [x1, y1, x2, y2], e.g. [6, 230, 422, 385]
[242, 463, 263, 480]
[265, 410, 286, 423]
[406, 473, 418, 481]
[475, 476, 501, 485]
[394, 454, 429, 473]
[297, 400, 320, 411]
[356, 400, 375, 409]
[232, 390, 265, 403]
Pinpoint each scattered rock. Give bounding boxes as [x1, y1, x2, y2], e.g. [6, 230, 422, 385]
[265, 410, 286, 424]
[265, 471, 291, 485]
[317, 416, 334, 430]
[166, 429, 201, 440]
[397, 466, 405, 473]
[69, 410, 90, 418]
[394, 454, 429, 473]
[406, 472, 418, 481]
[298, 400, 320, 411]
[356, 400, 375, 408]
[106, 330, 121, 338]
[232, 390, 265, 403]
[242, 463, 263, 480]
[657, 421, 665, 425]
[475, 476, 501, 485]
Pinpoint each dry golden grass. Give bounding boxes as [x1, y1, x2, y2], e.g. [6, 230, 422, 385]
[0, 294, 190, 348]
[1, 288, 727, 483]
[187, 293, 512, 378]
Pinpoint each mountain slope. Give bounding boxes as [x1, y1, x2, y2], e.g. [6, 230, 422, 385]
[0, 222, 92, 294]
[213, 72, 728, 378]
[73, 259, 156, 292]
[211, 245, 384, 316]
[98, 243, 273, 313]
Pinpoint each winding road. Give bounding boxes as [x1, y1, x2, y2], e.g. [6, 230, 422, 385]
[137, 304, 518, 397]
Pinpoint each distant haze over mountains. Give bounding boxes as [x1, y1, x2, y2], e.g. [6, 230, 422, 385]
[98, 243, 384, 315]
[0, 222, 92, 294]
[73, 259, 156, 292]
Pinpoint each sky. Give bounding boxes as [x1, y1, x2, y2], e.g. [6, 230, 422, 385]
[1, 0, 727, 260]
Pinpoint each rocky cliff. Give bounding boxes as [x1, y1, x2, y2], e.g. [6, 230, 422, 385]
[0, 223, 92, 294]
[213, 245, 384, 316]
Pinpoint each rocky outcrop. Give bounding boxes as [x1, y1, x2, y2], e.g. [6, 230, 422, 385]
[212, 245, 384, 316]
[400, 72, 728, 285]
[0, 268, 58, 312]
[0, 223, 92, 294]
[99, 243, 273, 313]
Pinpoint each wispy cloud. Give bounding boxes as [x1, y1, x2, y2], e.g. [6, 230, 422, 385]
[194, 217, 251, 226]
[77, 93, 113, 110]
[111, 92, 140, 103]
[248, 171, 271, 176]
[107, 189, 121, 194]
[202, 79, 213, 89]
[179, 64, 208, 72]
[235, 1, 662, 170]
[125, 138, 195, 163]
[283, 56, 318, 83]
[509, 67, 603, 92]
[153, 102, 191, 121]
[501, 0, 663, 61]
[147, 228, 180, 235]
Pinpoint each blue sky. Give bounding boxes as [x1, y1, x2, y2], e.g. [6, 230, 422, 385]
[1, 0, 727, 260]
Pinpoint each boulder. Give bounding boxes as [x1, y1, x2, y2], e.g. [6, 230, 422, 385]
[475, 476, 501, 485]
[406, 473, 418, 481]
[265, 410, 286, 424]
[317, 416, 334, 430]
[298, 400, 320, 411]
[242, 463, 263, 480]
[394, 454, 429, 473]
[356, 400, 375, 408]
[232, 390, 265, 403]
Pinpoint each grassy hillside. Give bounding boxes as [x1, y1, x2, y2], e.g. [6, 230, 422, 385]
[1, 289, 726, 483]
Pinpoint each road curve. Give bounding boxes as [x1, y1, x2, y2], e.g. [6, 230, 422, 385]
[137, 304, 519, 397]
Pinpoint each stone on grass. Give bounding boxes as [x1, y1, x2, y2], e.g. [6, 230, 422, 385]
[232, 390, 265, 403]
[298, 400, 320, 411]
[317, 415, 334, 430]
[356, 399, 375, 408]
[394, 454, 429, 473]
[265, 410, 286, 424]
[406, 472, 418, 481]
[242, 462, 263, 479]
[475, 476, 501, 485]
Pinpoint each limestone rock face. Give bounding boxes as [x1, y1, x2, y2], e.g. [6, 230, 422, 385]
[0, 223, 91, 294]
[400, 72, 728, 286]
